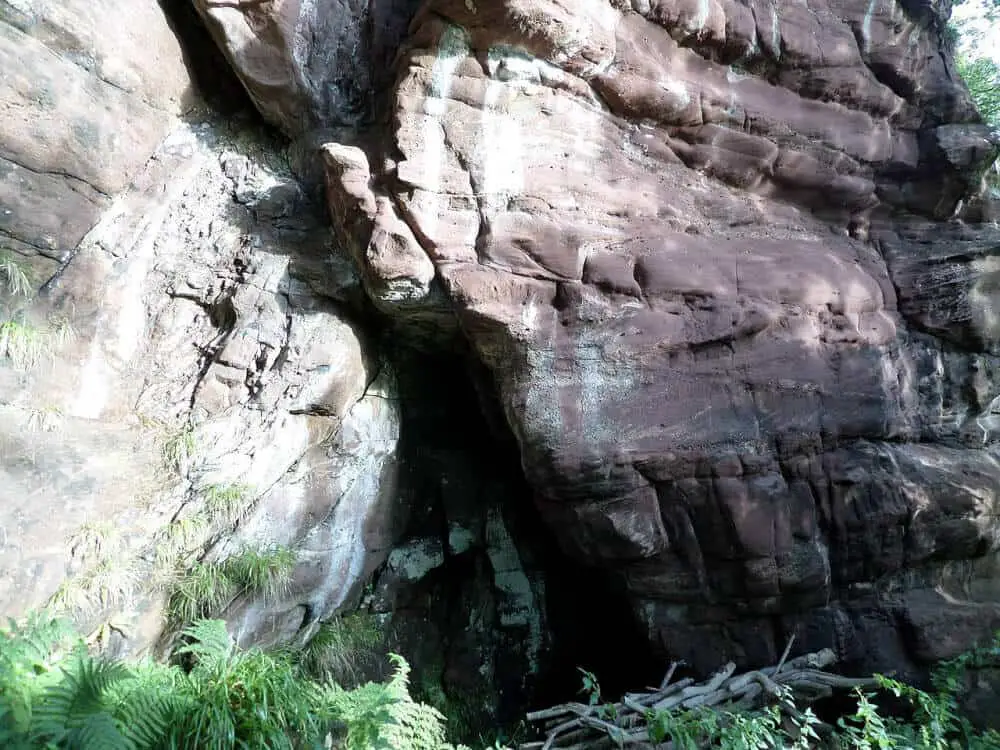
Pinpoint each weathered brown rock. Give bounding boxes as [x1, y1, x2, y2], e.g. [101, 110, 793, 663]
[0, 0, 195, 274]
[191, 0, 422, 133]
[312, 0, 1000, 675]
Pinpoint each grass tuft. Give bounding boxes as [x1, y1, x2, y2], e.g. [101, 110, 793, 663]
[68, 520, 119, 561]
[0, 320, 50, 368]
[158, 515, 211, 561]
[0, 250, 33, 298]
[48, 557, 137, 614]
[24, 404, 64, 432]
[166, 545, 296, 627]
[167, 561, 235, 624]
[161, 426, 196, 475]
[220, 546, 296, 600]
[201, 483, 252, 528]
[299, 614, 383, 686]
[75, 558, 138, 609]
[0, 315, 74, 369]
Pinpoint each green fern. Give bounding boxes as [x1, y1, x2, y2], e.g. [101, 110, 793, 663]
[30, 657, 134, 749]
[0, 612, 80, 746]
[325, 654, 459, 750]
[1, 611, 474, 750]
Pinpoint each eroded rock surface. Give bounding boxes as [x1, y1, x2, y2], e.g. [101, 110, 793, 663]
[312, 0, 1000, 674]
[0, 0, 197, 282]
[5, 0, 1000, 723]
[0, 118, 407, 656]
[192, 0, 423, 133]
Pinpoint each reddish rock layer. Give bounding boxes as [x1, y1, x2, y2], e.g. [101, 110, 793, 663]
[208, 0, 1000, 673]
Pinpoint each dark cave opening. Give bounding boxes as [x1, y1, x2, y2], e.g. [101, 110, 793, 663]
[381, 340, 663, 734]
[155, 0, 264, 119]
[155, 0, 666, 718]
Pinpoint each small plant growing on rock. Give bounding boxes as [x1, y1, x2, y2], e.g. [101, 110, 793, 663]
[201, 482, 252, 528]
[23, 404, 64, 432]
[298, 613, 383, 686]
[0, 314, 74, 369]
[0, 250, 33, 298]
[68, 520, 119, 562]
[161, 425, 197, 475]
[166, 545, 296, 627]
[0, 250, 72, 369]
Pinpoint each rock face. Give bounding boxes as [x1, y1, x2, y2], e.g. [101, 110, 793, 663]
[207, 0, 1000, 678]
[0, 2, 551, 727]
[192, 0, 423, 133]
[0, 118, 406, 652]
[0, 0, 195, 283]
[5, 0, 1000, 728]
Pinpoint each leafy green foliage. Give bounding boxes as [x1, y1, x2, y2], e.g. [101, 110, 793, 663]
[0, 612, 80, 748]
[577, 667, 601, 706]
[324, 653, 459, 750]
[1, 612, 470, 750]
[959, 55, 1000, 127]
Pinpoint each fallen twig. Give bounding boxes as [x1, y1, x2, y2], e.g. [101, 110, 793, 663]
[520, 643, 871, 749]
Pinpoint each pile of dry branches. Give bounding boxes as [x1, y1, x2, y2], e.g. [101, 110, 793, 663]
[520, 641, 877, 749]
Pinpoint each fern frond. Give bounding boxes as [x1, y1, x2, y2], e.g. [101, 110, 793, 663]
[107, 665, 181, 749]
[325, 654, 453, 750]
[175, 619, 234, 669]
[0, 613, 81, 744]
[31, 657, 133, 749]
[73, 710, 131, 750]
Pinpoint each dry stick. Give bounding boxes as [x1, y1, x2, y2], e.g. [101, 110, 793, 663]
[522, 648, 868, 750]
[660, 660, 682, 690]
[627, 677, 695, 707]
[774, 634, 796, 675]
[527, 702, 593, 723]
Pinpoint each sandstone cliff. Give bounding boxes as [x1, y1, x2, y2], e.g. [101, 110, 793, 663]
[2, 0, 1000, 726]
